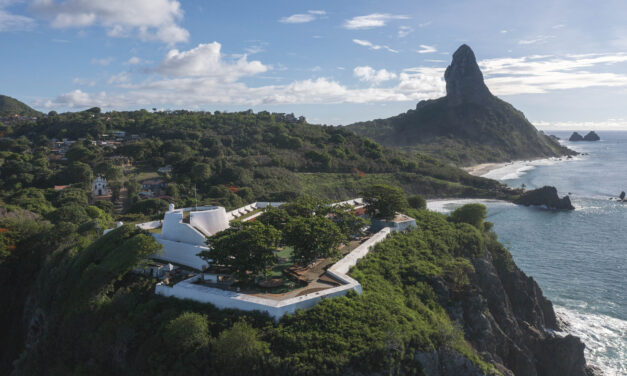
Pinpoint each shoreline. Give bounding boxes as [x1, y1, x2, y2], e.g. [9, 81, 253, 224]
[462, 162, 511, 177]
[463, 155, 577, 180]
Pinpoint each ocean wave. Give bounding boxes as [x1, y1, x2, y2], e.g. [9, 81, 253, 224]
[481, 156, 585, 181]
[426, 199, 512, 213]
[555, 306, 626, 376]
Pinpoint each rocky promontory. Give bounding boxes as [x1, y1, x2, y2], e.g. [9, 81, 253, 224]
[514, 186, 575, 210]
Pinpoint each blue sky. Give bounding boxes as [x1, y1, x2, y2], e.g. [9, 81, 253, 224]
[2, 0, 627, 129]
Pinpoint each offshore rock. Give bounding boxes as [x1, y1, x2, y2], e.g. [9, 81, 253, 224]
[514, 186, 575, 210]
[583, 131, 600, 141]
[569, 132, 584, 141]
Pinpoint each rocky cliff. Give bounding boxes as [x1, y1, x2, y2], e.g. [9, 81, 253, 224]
[347, 45, 576, 165]
[429, 235, 598, 375]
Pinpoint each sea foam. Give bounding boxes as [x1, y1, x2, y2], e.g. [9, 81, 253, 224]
[555, 306, 626, 376]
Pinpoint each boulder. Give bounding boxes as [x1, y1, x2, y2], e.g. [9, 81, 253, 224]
[583, 131, 600, 141]
[514, 186, 575, 210]
[569, 132, 584, 141]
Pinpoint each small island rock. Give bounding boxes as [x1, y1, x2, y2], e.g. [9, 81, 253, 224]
[569, 132, 584, 141]
[583, 131, 600, 141]
[514, 186, 575, 210]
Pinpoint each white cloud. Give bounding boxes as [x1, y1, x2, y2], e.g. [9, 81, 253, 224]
[125, 56, 143, 65]
[31, 0, 189, 44]
[72, 77, 95, 86]
[157, 42, 269, 80]
[518, 35, 555, 45]
[534, 119, 627, 131]
[353, 39, 398, 53]
[353, 66, 397, 84]
[416, 44, 437, 54]
[91, 57, 114, 66]
[397, 25, 413, 38]
[280, 10, 326, 24]
[343, 13, 408, 30]
[480, 53, 627, 95]
[108, 71, 130, 85]
[44, 42, 627, 114]
[0, 1, 35, 31]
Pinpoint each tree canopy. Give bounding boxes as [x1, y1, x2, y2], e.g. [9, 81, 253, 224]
[363, 184, 408, 219]
[200, 221, 281, 280]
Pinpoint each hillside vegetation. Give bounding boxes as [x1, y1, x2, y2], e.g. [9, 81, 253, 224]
[2, 107, 513, 214]
[0, 95, 42, 117]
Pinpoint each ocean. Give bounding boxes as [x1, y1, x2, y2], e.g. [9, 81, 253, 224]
[429, 131, 627, 376]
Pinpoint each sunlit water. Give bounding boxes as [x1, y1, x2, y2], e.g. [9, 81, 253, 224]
[429, 131, 627, 375]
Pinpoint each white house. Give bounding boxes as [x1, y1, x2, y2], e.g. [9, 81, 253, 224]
[92, 176, 110, 197]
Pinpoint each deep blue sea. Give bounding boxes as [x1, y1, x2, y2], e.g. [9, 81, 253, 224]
[429, 131, 627, 375]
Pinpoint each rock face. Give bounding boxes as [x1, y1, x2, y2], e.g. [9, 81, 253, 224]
[569, 132, 584, 141]
[432, 247, 598, 376]
[583, 131, 600, 141]
[514, 186, 575, 210]
[444, 44, 493, 106]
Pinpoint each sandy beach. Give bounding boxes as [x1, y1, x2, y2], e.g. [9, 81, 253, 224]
[462, 162, 510, 177]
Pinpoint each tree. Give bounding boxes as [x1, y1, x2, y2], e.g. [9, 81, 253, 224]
[407, 194, 427, 210]
[213, 321, 269, 375]
[362, 184, 408, 219]
[448, 203, 487, 231]
[283, 215, 344, 266]
[326, 205, 368, 240]
[257, 206, 290, 231]
[200, 221, 281, 280]
[190, 162, 211, 182]
[164, 312, 210, 350]
[64, 162, 93, 187]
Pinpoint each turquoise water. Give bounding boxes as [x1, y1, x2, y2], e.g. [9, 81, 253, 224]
[430, 131, 627, 375]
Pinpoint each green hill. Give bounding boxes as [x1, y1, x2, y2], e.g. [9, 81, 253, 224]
[0, 95, 42, 117]
[347, 45, 574, 166]
[7, 108, 514, 209]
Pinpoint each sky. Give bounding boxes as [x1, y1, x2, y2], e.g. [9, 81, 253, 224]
[2, 0, 627, 130]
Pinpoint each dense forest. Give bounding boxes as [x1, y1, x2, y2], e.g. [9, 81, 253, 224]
[1, 198, 499, 375]
[1, 108, 513, 218]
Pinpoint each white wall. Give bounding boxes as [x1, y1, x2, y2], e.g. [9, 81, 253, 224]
[155, 227, 395, 320]
[151, 236, 209, 270]
[190, 207, 229, 236]
[160, 210, 206, 245]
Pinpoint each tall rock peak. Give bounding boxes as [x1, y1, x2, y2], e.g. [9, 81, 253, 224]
[444, 44, 492, 106]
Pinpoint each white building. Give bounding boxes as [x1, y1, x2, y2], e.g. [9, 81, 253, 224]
[150, 204, 230, 270]
[92, 176, 110, 197]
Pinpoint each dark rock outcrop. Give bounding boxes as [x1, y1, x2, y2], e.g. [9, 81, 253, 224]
[569, 132, 584, 141]
[514, 186, 575, 210]
[432, 247, 597, 376]
[444, 44, 493, 106]
[570, 131, 600, 141]
[583, 131, 600, 141]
